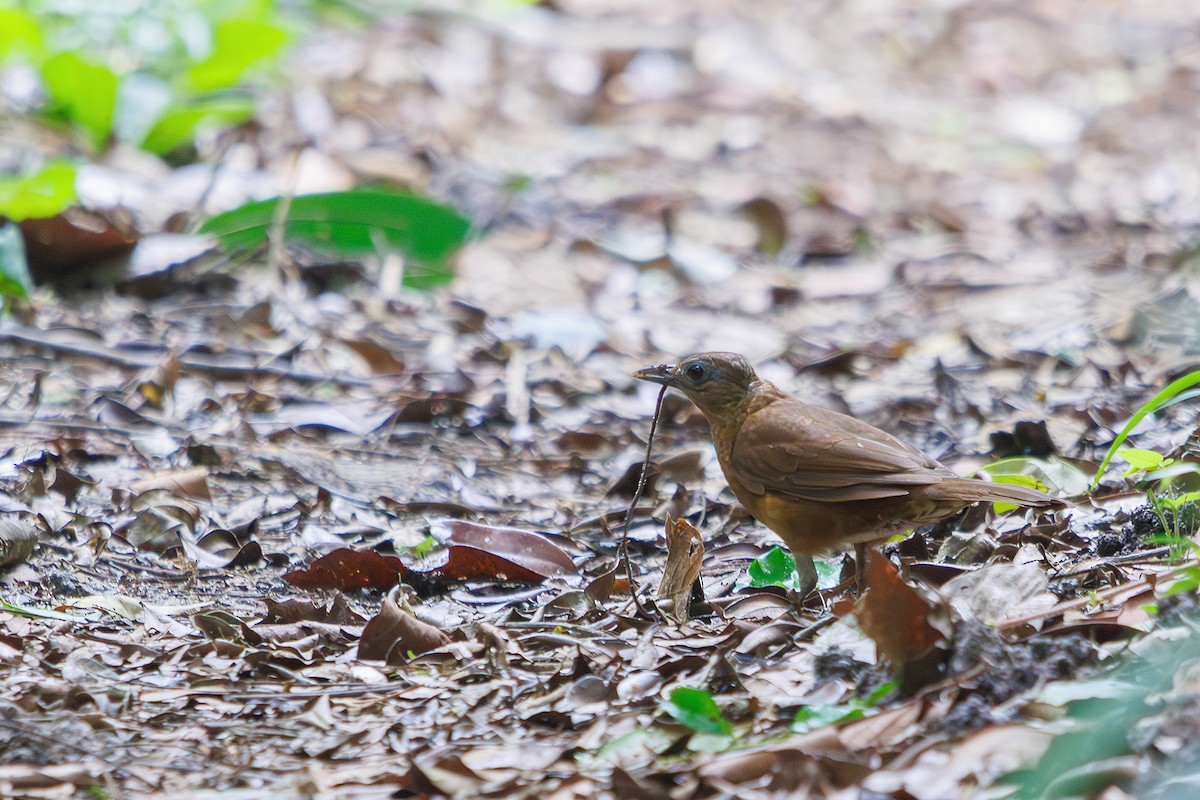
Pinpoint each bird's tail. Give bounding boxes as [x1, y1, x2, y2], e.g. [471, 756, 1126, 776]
[929, 477, 1065, 509]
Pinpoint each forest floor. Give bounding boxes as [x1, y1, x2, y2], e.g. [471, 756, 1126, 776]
[3, 1, 1200, 798]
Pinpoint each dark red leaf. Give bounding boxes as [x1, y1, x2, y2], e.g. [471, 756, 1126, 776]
[284, 548, 408, 591]
[441, 520, 576, 579]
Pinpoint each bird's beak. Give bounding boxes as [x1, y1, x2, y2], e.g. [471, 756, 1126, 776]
[634, 362, 675, 385]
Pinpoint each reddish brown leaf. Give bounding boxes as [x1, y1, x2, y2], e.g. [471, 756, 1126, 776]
[341, 338, 405, 375]
[435, 547, 547, 583]
[284, 549, 407, 591]
[440, 520, 577, 579]
[20, 208, 138, 285]
[854, 550, 950, 666]
[285, 526, 575, 592]
[128, 467, 211, 501]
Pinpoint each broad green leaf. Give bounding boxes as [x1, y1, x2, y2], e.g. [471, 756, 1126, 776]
[41, 52, 118, 152]
[1141, 462, 1200, 484]
[0, 9, 44, 59]
[813, 557, 841, 589]
[0, 222, 32, 300]
[0, 161, 77, 221]
[1117, 448, 1168, 473]
[199, 189, 471, 289]
[979, 456, 1090, 497]
[662, 687, 732, 735]
[141, 97, 256, 155]
[1164, 567, 1200, 596]
[187, 19, 289, 92]
[1165, 491, 1200, 507]
[748, 546, 797, 588]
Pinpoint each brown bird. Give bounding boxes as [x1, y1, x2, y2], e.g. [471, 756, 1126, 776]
[635, 352, 1059, 594]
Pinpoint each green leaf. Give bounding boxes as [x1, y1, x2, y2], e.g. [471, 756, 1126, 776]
[1164, 568, 1200, 596]
[1091, 369, 1200, 492]
[813, 557, 841, 589]
[662, 687, 732, 735]
[1117, 448, 1168, 473]
[791, 681, 896, 733]
[186, 19, 289, 92]
[410, 534, 437, 559]
[0, 221, 32, 301]
[41, 52, 118, 152]
[1140, 462, 1200, 485]
[979, 456, 1090, 497]
[0, 162, 78, 221]
[864, 679, 899, 705]
[199, 189, 472, 289]
[792, 703, 866, 732]
[141, 97, 256, 155]
[0, 9, 44, 59]
[1, 599, 85, 622]
[748, 546, 797, 588]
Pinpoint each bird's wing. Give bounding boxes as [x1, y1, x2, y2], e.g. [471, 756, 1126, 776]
[731, 397, 949, 502]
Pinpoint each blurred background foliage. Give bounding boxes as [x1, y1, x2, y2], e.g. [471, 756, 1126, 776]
[0, 0, 295, 158]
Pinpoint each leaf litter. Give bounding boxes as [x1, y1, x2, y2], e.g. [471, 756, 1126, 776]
[2, 1, 1200, 798]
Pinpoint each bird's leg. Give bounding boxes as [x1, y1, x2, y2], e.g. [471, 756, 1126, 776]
[795, 552, 818, 599]
[853, 542, 869, 591]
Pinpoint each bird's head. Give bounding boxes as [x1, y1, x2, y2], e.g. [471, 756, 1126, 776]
[634, 352, 762, 420]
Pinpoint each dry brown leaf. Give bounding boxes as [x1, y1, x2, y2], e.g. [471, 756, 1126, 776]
[358, 591, 451, 664]
[127, 467, 212, 502]
[656, 515, 704, 623]
[0, 516, 38, 569]
[855, 550, 953, 691]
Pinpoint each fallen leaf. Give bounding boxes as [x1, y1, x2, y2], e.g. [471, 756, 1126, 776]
[261, 594, 366, 626]
[436, 520, 578, 579]
[657, 515, 704, 623]
[0, 516, 38, 569]
[284, 549, 406, 592]
[284, 523, 577, 592]
[942, 543, 1057, 627]
[855, 550, 953, 691]
[358, 591, 451, 664]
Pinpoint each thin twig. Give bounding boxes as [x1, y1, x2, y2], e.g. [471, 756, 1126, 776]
[619, 384, 669, 619]
[0, 328, 371, 386]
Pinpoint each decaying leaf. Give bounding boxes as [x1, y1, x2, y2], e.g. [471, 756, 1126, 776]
[284, 548, 407, 592]
[942, 543, 1058, 629]
[435, 520, 578, 580]
[855, 550, 953, 691]
[261, 594, 366, 626]
[656, 515, 704, 623]
[358, 589, 451, 664]
[284, 523, 577, 592]
[0, 516, 38, 569]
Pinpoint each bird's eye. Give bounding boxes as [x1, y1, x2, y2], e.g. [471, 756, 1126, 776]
[684, 363, 706, 382]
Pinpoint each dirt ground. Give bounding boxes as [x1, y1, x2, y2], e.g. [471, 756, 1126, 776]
[3, 1, 1200, 798]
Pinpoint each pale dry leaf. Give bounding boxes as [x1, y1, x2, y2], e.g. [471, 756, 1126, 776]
[942, 543, 1057, 627]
